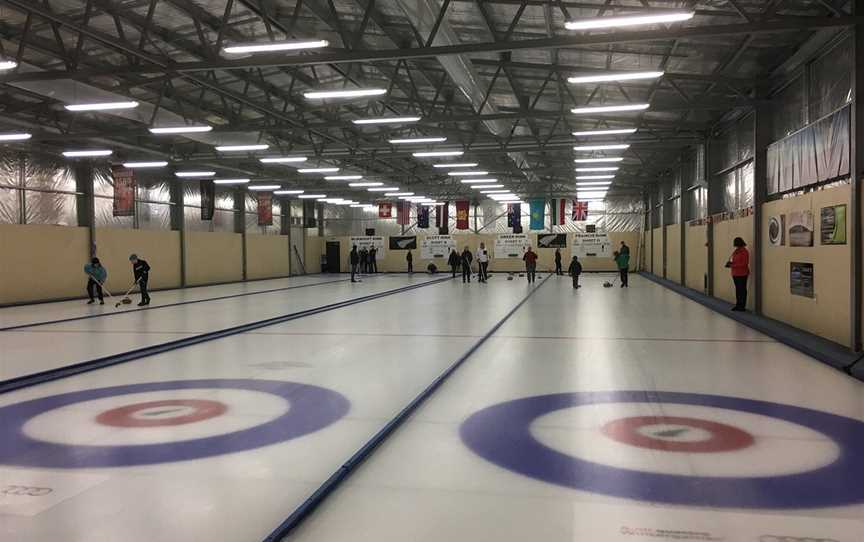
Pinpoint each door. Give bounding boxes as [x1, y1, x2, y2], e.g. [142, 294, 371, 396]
[325, 241, 341, 273]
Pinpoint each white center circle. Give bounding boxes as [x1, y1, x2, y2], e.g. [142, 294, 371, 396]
[23, 389, 290, 446]
[530, 402, 840, 477]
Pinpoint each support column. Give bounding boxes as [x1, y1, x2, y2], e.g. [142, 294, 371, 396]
[648, 189, 655, 275]
[705, 138, 715, 296]
[753, 103, 772, 316]
[680, 161, 687, 286]
[170, 178, 186, 287]
[17, 154, 25, 225]
[74, 162, 95, 257]
[281, 199, 292, 276]
[851, 7, 864, 350]
[234, 188, 247, 281]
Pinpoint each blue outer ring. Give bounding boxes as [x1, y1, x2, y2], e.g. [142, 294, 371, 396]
[0, 379, 350, 468]
[459, 390, 864, 508]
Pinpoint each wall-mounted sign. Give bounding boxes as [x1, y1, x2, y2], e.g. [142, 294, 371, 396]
[788, 210, 814, 247]
[537, 233, 567, 248]
[573, 232, 612, 258]
[420, 235, 455, 259]
[349, 236, 385, 252]
[820, 204, 847, 245]
[768, 215, 785, 247]
[790, 262, 814, 298]
[389, 236, 417, 250]
[494, 233, 530, 259]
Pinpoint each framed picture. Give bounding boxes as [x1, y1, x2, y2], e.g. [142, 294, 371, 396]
[820, 205, 847, 245]
[788, 210, 814, 247]
[768, 215, 785, 247]
[790, 262, 814, 298]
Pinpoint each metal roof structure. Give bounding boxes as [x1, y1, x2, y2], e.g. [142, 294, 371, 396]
[0, 0, 858, 202]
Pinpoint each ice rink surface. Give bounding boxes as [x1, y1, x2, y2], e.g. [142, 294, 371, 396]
[1, 273, 863, 542]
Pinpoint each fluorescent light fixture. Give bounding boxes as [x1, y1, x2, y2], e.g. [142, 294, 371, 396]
[568, 72, 664, 84]
[575, 167, 619, 172]
[386, 192, 414, 196]
[0, 60, 17, 70]
[459, 179, 497, 184]
[572, 104, 649, 114]
[388, 137, 447, 144]
[399, 195, 422, 200]
[574, 144, 630, 151]
[62, 149, 112, 157]
[412, 150, 464, 157]
[215, 144, 269, 152]
[353, 116, 421, 125]
[489, 193, 516, 198]
[175, 171, 215, 178]
[447, 171, 489, 176]
[433, 162, 478, 168]
[576, 175, 615, 180]
[122, 161, 168, 168]
[571, 128, 638, 136]
[65, 101, 138, 112]
[473, 184, 504, 188]
[349, 182, 383, 187]
[213, 178, 250, 185]
[298, 194, 326, 199]
[480, 189, 510, 193]
[222, 40, 329, 54]
[578, 190, 608, 196]
[247, 184, 281, 191]
[576, 181, 613, 186]
[260, 156, 307, 163]
[0, 132, 32, 141]
[149, 125, 212, 134]
[421, 202, 445, 206]
[496, 199, 523, 204]
[304, 88, 387, 100]
[350, 204, 366, 208]
[565, 11, 694, 30]
[324, 175, 362, 180]
[335, 200, 358, 205]
[368, 187, 399, 192]
[574, 157, 625, 163]
[274, 190, 304, 195]
[298, 167, 339, 173]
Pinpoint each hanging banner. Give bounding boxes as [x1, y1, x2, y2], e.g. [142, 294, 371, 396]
[257, 193, 273, 226]
[573, 200, 588, 221]
[436, 201, 449, 233]
[455, 200, 469, 230]
[789, 210, 814, 247]
[303, 200, 317, 228]
[550, 199, 565, 225]
[397, 201, 411, 226]
[768, 215, 785, 247]
[572, 231, 612, 258]
[350, 236, 385, 252]
[529, 199, 545, 230]
[200, 179, 215, 221]
[417, 204, 430, 229]
[111, 165, 136, 217]
[420, 234, 455, 259]
[389, 236, 417, 250]
[537, 233, 567, 248]
[378, 202, 393, 218]
[820, 204, 847, 245]
[494, 233, 530, 259]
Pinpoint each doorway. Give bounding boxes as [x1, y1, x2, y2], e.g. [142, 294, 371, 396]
[325, 241, 341, 273]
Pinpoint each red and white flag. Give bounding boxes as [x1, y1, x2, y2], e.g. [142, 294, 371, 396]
[572, 200, 589, 221]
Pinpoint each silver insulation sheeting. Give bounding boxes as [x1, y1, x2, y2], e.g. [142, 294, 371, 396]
[0, 153, 77, 226]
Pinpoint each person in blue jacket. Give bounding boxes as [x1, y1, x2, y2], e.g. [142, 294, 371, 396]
[84, 257, 107, 305]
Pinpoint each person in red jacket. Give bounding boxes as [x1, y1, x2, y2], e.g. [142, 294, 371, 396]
[727, 237, 750, 311]
[523, 246, 538, 283]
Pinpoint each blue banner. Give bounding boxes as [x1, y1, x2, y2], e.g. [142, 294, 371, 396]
[529, 199, 545, 230]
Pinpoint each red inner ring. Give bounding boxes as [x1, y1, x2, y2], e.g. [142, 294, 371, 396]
[95, 399, 227, 427]
[601, 415, 755, 453]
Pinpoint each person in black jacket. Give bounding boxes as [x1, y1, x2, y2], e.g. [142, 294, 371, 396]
[406, 250, 413, 274]
[448, 249, 460, 278]
[460, 246, 473, 283]
[359, 247, 369, 273]
[350, 245, 360, 282]
[129, 254, 151, 306]
[554, 248, 563, 275]
[568, 255, 583, 289]
[369, 247, 378, 273]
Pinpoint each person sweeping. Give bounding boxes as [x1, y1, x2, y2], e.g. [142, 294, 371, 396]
[84, 257, 108, 305]
[129, 254, 151, 306]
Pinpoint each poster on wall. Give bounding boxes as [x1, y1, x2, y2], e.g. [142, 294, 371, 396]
[349, 236, 385, 252]
[573, 232, 612, 258]
[494, 233, 530, 259]
[820, 205, 847, 245]
[420, 235, 455, 259]
[389, 236, 417, 250]
[537, 233, 567, 248]
[788, 210, 814, 247]
[790, 262, 814, 298]
[768, 215, 785, 247]
[111, 165, 136, 217]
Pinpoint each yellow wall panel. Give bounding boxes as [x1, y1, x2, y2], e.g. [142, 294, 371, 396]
[666, 224, 682, 283]
[652, 227, 663, 277]
[246, 235, 290, 280]
[94, 228, 181, 293]
[685, 224, 708, 293]
[185, 231, 243, 285]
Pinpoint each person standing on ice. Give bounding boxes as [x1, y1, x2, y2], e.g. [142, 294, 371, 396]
[350, 245, 360, 282]
[406, 250, 413, 274]
[554, 248, 563, 276]
[460, 246, 473, 283]
[448, 249, 460, 278]
[475, 242, 489, 283]
[359, 247, 369, 273]
[129, 254, 151, 306]
[568, 255, 582, 289]
[523, 246, 538, 283]
[369, 246, 378, 273]
[84, 257, 107, 305]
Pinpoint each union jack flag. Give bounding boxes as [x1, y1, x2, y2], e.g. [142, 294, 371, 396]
[572, 200, 589, 221]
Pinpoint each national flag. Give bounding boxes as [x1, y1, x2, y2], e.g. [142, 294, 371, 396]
[417, 204, 430, 228]
[573, 200, 589, 221]
[397, 200, 411, 225]
[550, 198, 565, 225]
[455, 200, 469, 230]
[378, 202, 393, 218]
[529, 199, 545, 230]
